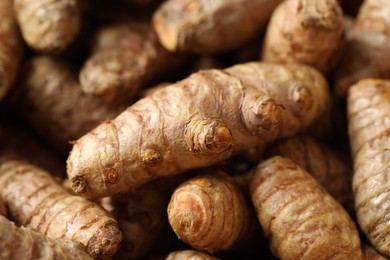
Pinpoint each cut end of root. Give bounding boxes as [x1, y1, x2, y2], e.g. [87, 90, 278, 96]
[70, 176, 88, 194]
[153, 15, 178, 51]
[87, 221, 122, 258]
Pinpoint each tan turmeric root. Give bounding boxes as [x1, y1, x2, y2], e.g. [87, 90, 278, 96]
[0, 216, 93, 260]
[347, 79, 390, 256]
[67, 62, 329, 199]
[266, 135, 353, 208]
[0, 0, 23, 102]
[100, 176, 183, 260]
[13, 0, 81, 53]
[0, 155, 122, 259]
[79, 22, 183, 103]
[261, 0, 344, 74]
[168, 171, 252, 253]
[332, 0, 390, 97]
[9, 55, 124, 154]
[152, 0, 283, 53]
[250, 156, 362, 260]
[166, 250, 220, 260]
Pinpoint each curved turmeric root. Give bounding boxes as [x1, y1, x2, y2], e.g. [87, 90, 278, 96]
[0, 216, 93, 260]
[348, 79, 390, 256]
[261, 0, 344, 74]
[250, 156, 362, 260]
[0, 155, 122, 259]
[67, 62, 329, 199]
[0, 0, 23, 102]
[13, 0, 81, 53]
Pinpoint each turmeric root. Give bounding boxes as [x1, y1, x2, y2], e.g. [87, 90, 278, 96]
[347, 79, 390, 256]
[166, 250, 220, 260]
[0, 216, 93, 260]
[261, 0, 344, 74]
[0, 0, 23, 102]
[0, 155, 122, 259]
[168, 171, 251, 253]
[152, 0, 283, 53]
[9, 55, 124, 154]
[13, 0, 81, 53]
[79, 22, 182, 103]
[250, 156, 362, 260]
[67, 62, 329, 199]
[266, 135, 353, 208]
[332, 0, 390, 97]
[100, 176, 182, 259]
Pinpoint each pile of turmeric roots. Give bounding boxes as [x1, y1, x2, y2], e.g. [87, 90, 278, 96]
[0, 0, 389, 259]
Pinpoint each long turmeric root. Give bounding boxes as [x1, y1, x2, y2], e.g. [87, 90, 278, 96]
[152, 0, 283, 53]
[67, 62, 329, 199]
[0, 216, 93, 260]
[347, 79, 390, 256]
[0, 0, 23, 102]
[0, 155, 122, 259]
[250, 156, 362, 260]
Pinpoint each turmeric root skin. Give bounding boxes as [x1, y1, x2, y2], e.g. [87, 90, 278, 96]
[348, 79, 390, 256]
[152, 0, 283, 53]
[79, 22, 177, 103]
[14, 0, 81, 53]
[168, 171, 249, 253]
[0, 216, 93, 260]
[10, 56, 124, 154]
[0, 155, 122, 259]
[267, 135, 353, 208]
[261, 0, 344, 74]
[250, 156, 362, 260]
[67, 62, 329, 199]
